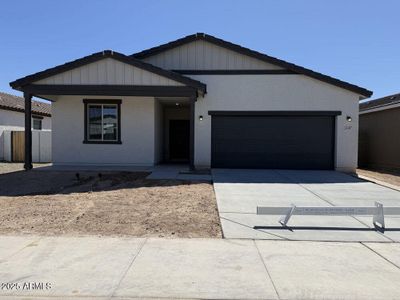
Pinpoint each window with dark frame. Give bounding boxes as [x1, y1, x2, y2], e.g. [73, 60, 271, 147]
[32, 117, 42, 130]
[83, 99, 121, 144]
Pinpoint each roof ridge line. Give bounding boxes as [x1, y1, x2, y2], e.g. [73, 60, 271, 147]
[131, 33, 372, 98]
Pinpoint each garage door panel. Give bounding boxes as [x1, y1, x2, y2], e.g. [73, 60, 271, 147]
[211, 115, 335, 169]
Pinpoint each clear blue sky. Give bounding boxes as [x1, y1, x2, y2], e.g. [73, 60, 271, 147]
[1, 0, 398, 100]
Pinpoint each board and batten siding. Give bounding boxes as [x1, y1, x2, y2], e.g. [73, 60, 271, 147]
[34, 58, 184, 86]
[142, 40, 284, 70]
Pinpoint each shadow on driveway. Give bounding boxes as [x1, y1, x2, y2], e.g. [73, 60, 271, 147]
[212, 169, 364, 184]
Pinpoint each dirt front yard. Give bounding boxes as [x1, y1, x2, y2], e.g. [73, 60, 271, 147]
[357, 168, 400, 188]
[0, 163, 221, 238]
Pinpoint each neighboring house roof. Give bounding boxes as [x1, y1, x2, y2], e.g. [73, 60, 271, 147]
[360, 92, 400, 112]
[0, 92, 51, 117]
[132, 33, 372, 98]
[9, 50, 206, 93]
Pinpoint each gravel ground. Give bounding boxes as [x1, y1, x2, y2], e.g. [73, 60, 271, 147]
[0, 163, 222, 238]
[357, 168, 400, 188]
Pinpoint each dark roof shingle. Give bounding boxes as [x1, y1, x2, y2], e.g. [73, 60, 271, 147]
[359, 92, 400, 112]
[9, 50, 206, 93]
[0, 92, 51, 116]
[133, 33, 372, 98]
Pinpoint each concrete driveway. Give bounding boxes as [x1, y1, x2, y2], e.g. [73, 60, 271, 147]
[212, 169, 400, 242]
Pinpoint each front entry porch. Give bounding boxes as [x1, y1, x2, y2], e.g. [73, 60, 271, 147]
[20, 87, 199, 170]
[155, 98, 191, 164]
[9, 50, 207, 171]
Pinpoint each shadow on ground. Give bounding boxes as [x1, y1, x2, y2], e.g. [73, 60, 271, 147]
[212, 169, 363, 184]
[0, 170, 209, 196]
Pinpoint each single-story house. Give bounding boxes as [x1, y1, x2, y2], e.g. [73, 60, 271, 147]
[0, 92, 51, 161]
[359, 92, 400, 169]
[9, 33, 372, 171]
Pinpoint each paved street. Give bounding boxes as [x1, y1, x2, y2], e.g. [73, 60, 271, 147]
[0, 235, 400, 299]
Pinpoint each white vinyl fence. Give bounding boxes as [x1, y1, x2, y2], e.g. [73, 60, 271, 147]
[2, 130, 51, 163]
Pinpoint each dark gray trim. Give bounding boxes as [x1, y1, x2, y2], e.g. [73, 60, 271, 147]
[173, 69, 297, 75]
[21, 85, 198, 97]
[359, 92, 400, 112]
[83, 99, 122, 104]
[189, 95, 196, 170]
[332, 116, 337, 169]
[208, 110, 342, 116]
[132, 33, 372, 97]
[10, 50, 206, 93]
[24, 92, 32, 170]
[84, 101, 88, 143]
[83, 99, 122, 144]
[83, 140, 122, 145]
[32, 115, 44, 120]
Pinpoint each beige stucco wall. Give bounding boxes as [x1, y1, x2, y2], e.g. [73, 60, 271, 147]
[191, 74, 360, 172]
[52, 95, 156, 166]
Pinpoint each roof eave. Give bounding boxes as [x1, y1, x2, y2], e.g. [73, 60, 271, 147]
[10, 50, 207, 94]
[0, 103, 51, 117]
[132, 33, 372, 98]
[359, 92, 400, 111]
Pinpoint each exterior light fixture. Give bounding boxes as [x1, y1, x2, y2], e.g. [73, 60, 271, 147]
[199, 115, 203, 121]
[346, 116, 352, 122]
[175, 102, 180, 106]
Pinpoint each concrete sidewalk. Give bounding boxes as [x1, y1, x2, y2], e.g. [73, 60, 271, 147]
[0, 235, 400, 299]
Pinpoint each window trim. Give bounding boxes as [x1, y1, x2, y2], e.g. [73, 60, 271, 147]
[32, 115, 43, 130]
[83, 99, 122, 144]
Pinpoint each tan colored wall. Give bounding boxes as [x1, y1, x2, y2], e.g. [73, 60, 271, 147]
[359, 107, 400, 169]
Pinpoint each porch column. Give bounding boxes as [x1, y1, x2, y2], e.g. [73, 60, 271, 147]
[189, 94, 196, 170]
[24, 92, 33, 170]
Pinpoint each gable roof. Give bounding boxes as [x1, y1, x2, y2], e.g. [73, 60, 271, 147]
[0, 92, 51, 117]
[132, 33, 372, 98]
[10, 50, 206, 93]
[360, 92, 400, 112]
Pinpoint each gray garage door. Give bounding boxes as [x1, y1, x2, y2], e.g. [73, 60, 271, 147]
[211, 114, 335, 169]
